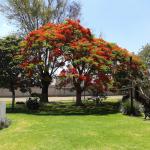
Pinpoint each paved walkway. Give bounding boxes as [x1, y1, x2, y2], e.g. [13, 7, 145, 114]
[0, 96, 122, 102]
[0, 97, 75, 102]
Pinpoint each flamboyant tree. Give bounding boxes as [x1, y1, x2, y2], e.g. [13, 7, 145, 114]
[20, 19, 93, 103]
[58, 38, 114, 105]
[20, 23, 65, 102]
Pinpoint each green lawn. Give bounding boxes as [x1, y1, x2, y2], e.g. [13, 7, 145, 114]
[0, 98, 150, 150]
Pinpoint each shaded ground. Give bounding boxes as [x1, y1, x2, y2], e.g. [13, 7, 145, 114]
[6, 96, 121, 116]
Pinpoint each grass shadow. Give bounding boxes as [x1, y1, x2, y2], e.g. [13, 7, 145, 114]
[7, 100, 120, 116]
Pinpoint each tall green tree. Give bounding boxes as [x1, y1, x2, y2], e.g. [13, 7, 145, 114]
[138, 43, 150, 64]
[0, 36, 22, 110]
[0, 0, 81, 35]
[138, 44, 150, 102]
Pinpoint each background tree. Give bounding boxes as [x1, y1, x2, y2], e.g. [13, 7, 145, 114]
[137, 44, 150, 104]
[112, 48, 135, 85]
[111, 45, 144, 93]
[0, 36, 22, 110]
[0, 0, 81, 35]
[138, 43, 150, 65]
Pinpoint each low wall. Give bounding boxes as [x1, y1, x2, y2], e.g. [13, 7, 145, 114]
[0, 86, 117, 97]
[0, 86, 89, 97]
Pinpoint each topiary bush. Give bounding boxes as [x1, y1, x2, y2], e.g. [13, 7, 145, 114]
[26, 97, 40, 111]
[120, 99, 142, 116]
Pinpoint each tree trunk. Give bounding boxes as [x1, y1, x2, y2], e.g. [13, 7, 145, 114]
[40, 72, 51, 103]
[134, 86, 139, 100]
[76, 89, 83, 106]
[41, 82, 49, 103]
[11, 88, 15, 111]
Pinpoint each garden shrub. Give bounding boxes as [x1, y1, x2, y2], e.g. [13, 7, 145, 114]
[26, 97, 40, 111]
[120, 99, 142, 116]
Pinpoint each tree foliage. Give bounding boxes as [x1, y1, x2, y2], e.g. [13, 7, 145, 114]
[58, 38, 113, 105]
[138, 43, 150, 64]
[112, 49, 144, 89]
[58, 38, 144, 105]
[0, 0, 81, 34]
[137, 44, 150, 97]
[0, 36, 22, 109]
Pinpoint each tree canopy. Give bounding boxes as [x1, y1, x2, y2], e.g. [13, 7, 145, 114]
[0, 36, 22, 109]
[138, 43, 150, 65]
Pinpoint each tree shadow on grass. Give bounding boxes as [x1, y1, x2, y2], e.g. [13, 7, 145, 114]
[6, 100, 120, 116]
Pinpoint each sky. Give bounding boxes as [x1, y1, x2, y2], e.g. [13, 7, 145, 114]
[0, 0, 150, 53]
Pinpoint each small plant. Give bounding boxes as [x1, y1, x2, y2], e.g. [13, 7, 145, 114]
[26, 97, 40, 111]
[120, 99, 142, 116]
[0, 118, 11, 130]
